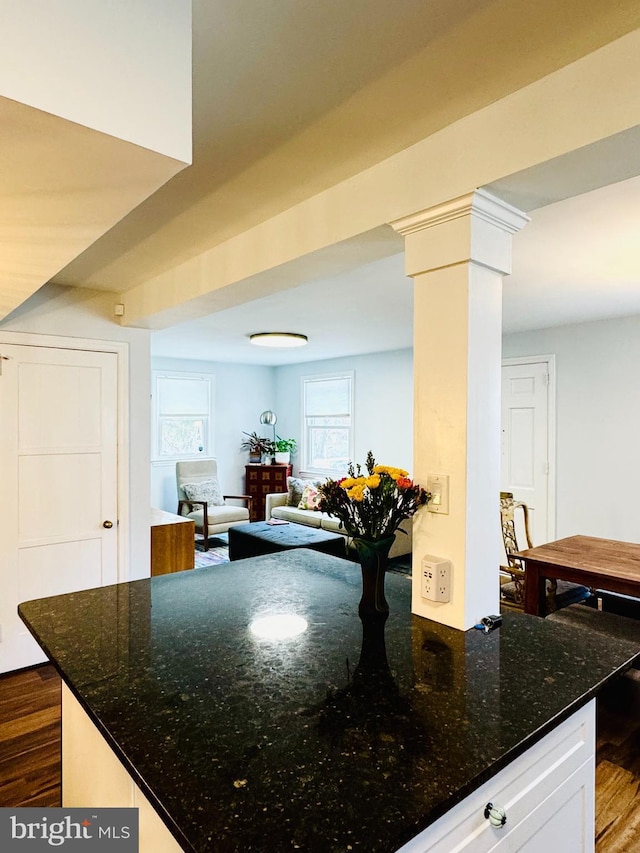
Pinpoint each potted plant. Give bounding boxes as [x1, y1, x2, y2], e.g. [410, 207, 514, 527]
[274, 436, 297, 464]
[241, 431, 274, 463]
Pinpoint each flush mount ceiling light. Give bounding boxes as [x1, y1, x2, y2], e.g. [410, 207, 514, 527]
[249, 332, 308, 348]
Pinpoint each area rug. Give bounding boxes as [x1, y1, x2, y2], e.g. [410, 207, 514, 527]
[194, 535, 229, 568]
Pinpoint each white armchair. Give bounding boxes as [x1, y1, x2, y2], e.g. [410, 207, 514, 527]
[176, 460, 252, 551]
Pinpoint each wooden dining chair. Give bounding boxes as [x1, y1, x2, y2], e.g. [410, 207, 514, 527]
[499, 491, 590, 613]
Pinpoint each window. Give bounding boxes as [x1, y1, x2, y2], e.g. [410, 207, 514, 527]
[152, 371, 214, 460]
[302, 372, 354, 474]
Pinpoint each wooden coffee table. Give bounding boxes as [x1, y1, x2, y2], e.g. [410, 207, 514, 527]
[228, 521, 346, 561]
[518, 535, 640, 616]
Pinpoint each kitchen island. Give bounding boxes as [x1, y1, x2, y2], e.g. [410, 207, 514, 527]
[18, 550, 640, 852]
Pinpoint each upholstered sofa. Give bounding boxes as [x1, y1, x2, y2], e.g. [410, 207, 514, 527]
[264, 491, 412, 559]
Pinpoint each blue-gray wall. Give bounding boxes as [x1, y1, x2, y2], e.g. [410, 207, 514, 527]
[152, 315, 640, 547]
[151, 348, 414, 510]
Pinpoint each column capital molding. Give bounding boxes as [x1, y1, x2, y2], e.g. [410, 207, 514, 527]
[390, 188, 530, 237]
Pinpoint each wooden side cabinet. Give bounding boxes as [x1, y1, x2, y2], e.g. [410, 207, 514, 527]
[245, 464, 292, 521]
[150, 509, 195, 576]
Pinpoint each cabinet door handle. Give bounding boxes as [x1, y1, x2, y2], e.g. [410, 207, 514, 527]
[484, 802, 507, 828]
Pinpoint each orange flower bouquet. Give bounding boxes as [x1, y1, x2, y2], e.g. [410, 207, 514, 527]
[318, 451, 430, 541]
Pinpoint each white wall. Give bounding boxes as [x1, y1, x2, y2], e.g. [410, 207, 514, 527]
[0, 285, 152, 579]
[503, 314, 640, 542]
[274, 349, 414, 476]
[150, 357, 276, 511]
[0, 0, 191, 162]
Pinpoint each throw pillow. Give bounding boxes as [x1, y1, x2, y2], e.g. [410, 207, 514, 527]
[182, 479, 225, 507]
[286, 477, 308, 507]
[286, 476, 323, 507]
[298, 484, 322, 511]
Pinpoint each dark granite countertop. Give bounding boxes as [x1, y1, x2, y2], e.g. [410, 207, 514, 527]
[18, 550, 640, 853]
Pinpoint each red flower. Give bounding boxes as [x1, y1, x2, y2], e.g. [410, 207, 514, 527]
[317, 452, 430, 540]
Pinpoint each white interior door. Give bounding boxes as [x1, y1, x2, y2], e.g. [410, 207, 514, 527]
[501, 358, 554, 546]
[0, 343, 119, 673]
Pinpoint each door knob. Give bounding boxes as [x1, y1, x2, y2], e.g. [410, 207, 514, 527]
[484, 802, 507, 828]
[103, 520, 114, 529]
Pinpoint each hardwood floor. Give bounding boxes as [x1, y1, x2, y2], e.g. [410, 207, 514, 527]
[1, 664, 640, 849]
[596, 671, 640, 852]
[0, 665, 61, 808]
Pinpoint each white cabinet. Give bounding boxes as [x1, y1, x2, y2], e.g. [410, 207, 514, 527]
[397, 700, 595, 853]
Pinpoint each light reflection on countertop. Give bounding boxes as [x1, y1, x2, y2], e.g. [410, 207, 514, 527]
[249, 613, 308, 640]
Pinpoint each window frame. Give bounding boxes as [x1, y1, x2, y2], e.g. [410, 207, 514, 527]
[301, 371, 354, 476]
[151, 370, 215, 462]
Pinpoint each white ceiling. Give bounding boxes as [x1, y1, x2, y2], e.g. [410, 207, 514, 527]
[5, 0, 639, 354]
[50, 0, 640, 304]
[503, 175, 640, 334]
[151, 174, 640, 365]
[54, 0, 490, 292]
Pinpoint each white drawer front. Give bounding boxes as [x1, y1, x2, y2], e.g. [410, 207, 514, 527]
[499, 759, 593, 852]
[397, 700, 595, 853]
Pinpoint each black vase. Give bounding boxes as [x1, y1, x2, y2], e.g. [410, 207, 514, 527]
[353, 535, 395, 623]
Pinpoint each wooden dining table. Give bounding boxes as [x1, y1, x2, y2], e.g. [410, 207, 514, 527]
[518, 535, 640, 616]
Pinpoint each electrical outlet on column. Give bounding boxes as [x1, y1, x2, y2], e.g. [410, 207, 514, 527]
[421, 556, 452, 602]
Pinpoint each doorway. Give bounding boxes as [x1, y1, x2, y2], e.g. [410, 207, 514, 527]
[0, 338, 124, 673]
[501, 355, 556, 547]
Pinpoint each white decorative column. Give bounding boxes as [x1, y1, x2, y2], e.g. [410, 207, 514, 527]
[391, 190, 528, 630]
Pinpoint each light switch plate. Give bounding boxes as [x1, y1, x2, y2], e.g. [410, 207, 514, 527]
[426, 473, 449, 514]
